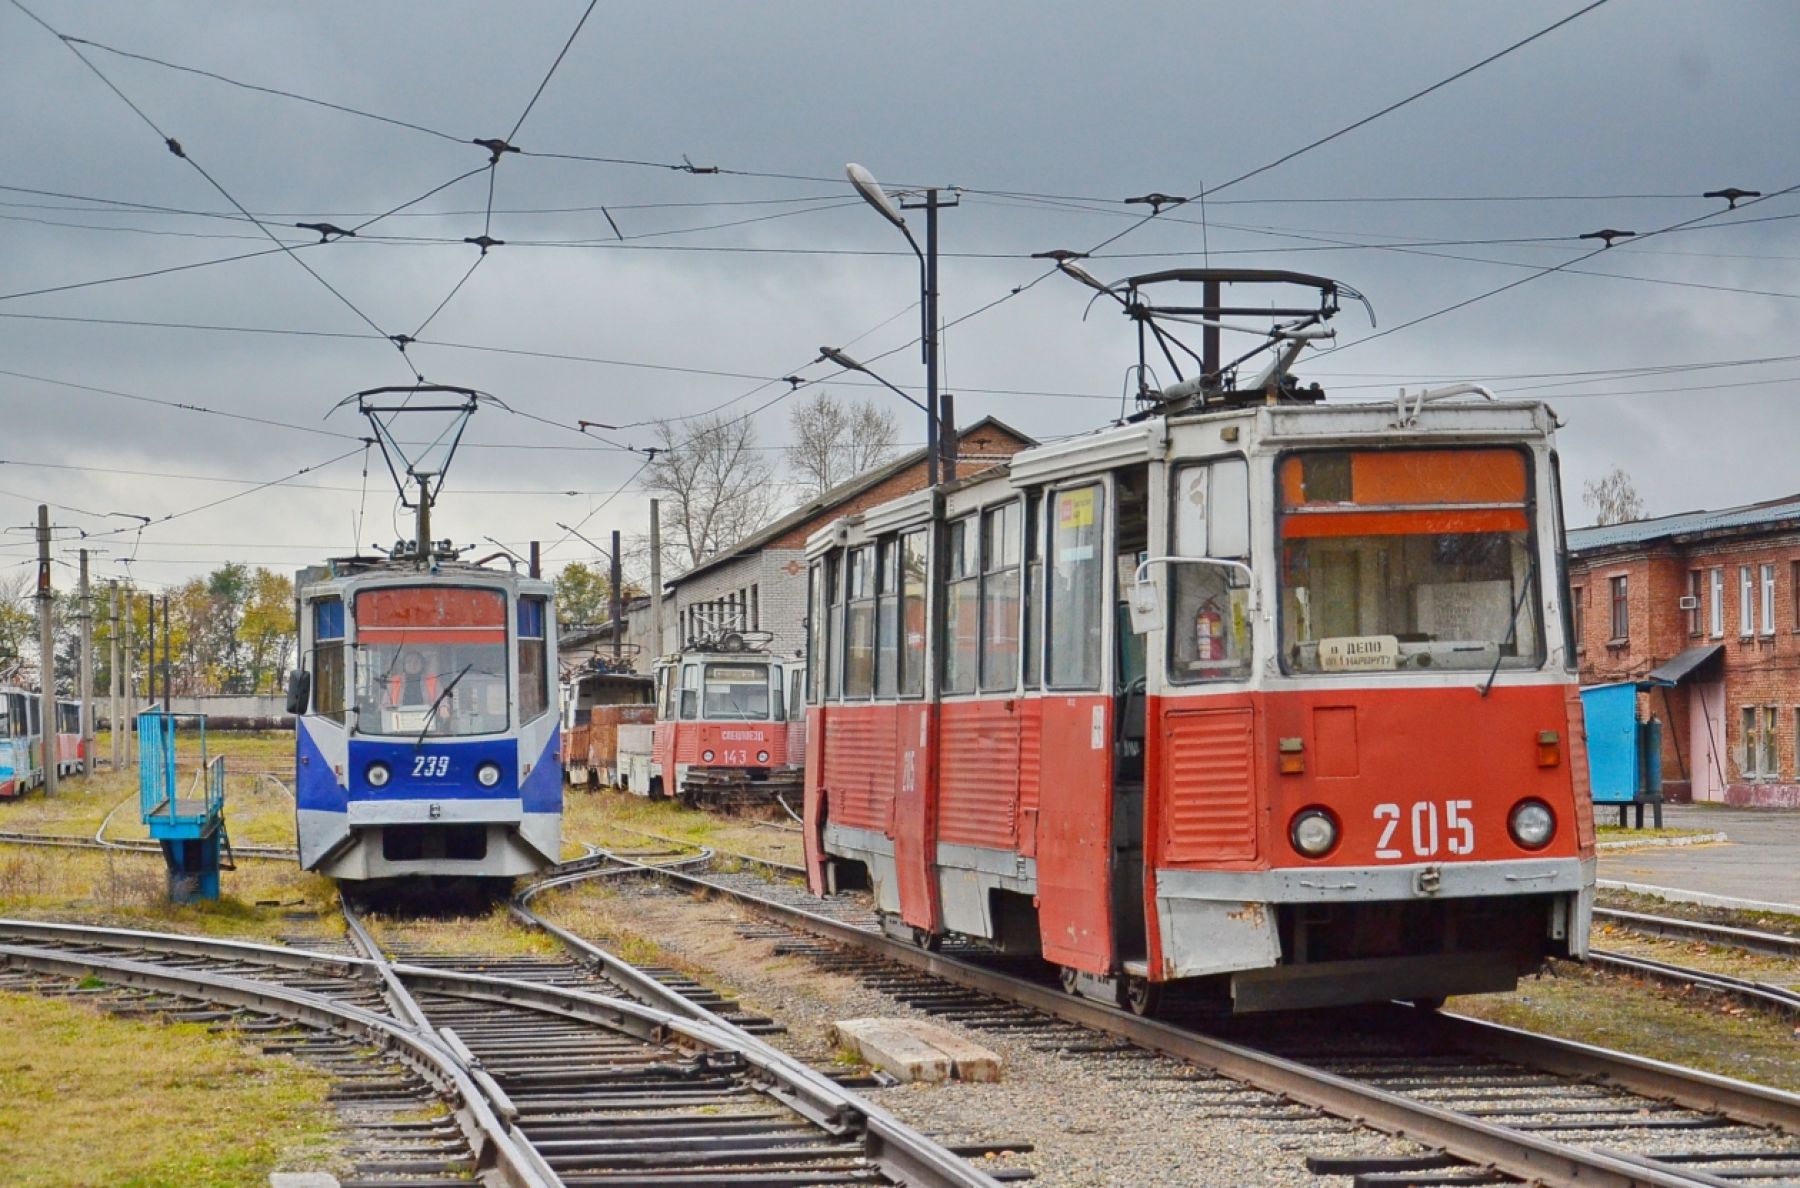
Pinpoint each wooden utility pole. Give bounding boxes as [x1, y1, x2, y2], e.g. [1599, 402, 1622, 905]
[36, 506, 56, 796]
[109, 582, 122, 771]
[78, 548, 92, 776]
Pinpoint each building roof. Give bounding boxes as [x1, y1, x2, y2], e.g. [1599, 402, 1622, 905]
[667, 416, 1034, 588]
[1567, 492, 1800, 555]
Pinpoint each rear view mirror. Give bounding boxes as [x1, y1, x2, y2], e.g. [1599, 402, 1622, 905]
[1128, 579, 1160, 635]
[285, 669, 310, 716]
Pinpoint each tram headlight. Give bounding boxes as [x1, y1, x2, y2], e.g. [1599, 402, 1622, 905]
[365, 762, 390, 788]
[701, 749, 716, 763]
[476, 762, 501, 788]
[757, 750, 770, 764]
[1509, 799, 1555, 850]
[1289, 808, 1338, 858]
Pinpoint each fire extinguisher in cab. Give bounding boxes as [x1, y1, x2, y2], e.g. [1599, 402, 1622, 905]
[1195, 602, 1225, 661]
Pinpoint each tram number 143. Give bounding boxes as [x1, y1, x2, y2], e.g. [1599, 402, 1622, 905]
[1374, 800, 1473, 859]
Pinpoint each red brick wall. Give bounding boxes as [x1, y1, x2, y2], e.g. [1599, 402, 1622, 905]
[767, 425, 1031, 550]
[1570, 529, 1800, 806]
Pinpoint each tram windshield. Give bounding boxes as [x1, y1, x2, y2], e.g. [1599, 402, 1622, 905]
[352, 586, 510, 736]
[703, 662, 773, 719]
[1277, 448, 1542, 674]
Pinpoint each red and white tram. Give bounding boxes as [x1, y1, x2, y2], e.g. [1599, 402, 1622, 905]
[801, 273, 1592, 1014]
[647, 636, 806, 810]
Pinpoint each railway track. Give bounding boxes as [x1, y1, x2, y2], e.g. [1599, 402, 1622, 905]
[1590, 907, 1800, 1020]
[0, 848, 1006, 1187]
[577, 841, 1800, 1188]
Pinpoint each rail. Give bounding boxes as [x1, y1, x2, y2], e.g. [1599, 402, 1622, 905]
[593, 847, 1800, 1188]
[513, 850, 1002, 1187]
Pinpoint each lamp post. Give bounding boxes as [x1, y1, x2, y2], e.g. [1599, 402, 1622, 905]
[845, 163, 958, 485]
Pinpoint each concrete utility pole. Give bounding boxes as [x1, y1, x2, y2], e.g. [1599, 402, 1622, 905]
[610, 529, 623, 661]
[649, 499, 663, 661]
[123, 586, 135, 767]
[36, 506, 56, 796]
[109, 582, 122, 771]
[78, 548, 92, 777]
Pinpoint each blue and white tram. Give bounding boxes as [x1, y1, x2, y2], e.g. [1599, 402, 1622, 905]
[290, 557, 561, 880]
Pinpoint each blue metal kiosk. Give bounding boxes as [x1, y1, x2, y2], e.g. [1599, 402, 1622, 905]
[1580, 681, 1665, 828]
[138, 710, 233, 901]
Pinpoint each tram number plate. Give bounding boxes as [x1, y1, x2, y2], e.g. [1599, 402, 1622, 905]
[1374, 800, 1473, 859]
[411, 755, 450, 778]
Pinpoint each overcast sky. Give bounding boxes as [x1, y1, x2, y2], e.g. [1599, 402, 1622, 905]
[4, 0, 1796, 590]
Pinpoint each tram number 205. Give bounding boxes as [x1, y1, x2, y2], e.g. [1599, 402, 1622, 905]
[1374, 800, 1473, 859]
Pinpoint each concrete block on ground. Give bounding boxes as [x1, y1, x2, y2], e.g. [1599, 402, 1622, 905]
[832, 1017, 1002, 1083]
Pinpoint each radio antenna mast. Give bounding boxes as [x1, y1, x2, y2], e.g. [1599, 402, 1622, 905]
[330, 384, 506, 565]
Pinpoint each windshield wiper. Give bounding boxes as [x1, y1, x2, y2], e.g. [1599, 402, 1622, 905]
[1480, 555, 1538, 699]
[415, 663, 473, 747]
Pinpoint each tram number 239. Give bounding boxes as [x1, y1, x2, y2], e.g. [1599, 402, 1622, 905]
[411, 755, 451, 778]
[1374, 800, 1473, 859]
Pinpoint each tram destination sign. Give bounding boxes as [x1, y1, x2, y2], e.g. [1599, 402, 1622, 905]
[1319, 635, 1399, 672]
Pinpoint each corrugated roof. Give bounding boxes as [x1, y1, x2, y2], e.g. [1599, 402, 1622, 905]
[667, 416, 1033, 588]
[1568, 492, 1800, 554]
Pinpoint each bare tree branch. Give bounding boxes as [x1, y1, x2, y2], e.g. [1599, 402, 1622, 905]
[787, 390, 899, 497]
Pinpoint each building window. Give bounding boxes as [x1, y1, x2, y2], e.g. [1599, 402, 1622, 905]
[1688, 570, 1703, 636]
[1761, 563, 1776, 636]
[750, 583, 759, 631]
[1710, 568, 1724, 637]
[1740, 566, 1755, 635]
[1608, 575, 1629, 642]
[1571, 586, 1584, 651]
[1742, 705, 1779, 780]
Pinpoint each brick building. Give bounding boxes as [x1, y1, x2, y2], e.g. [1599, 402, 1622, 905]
[1567, 494, 1800, 807]
[667, 418, 1034, 662]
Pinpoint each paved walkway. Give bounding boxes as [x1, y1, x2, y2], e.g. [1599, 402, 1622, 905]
[1597, 803, 1800, 911]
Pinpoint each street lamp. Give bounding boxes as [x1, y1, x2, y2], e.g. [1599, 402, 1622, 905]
[845, 162, 958, 484]
[816, 347, 929, 413]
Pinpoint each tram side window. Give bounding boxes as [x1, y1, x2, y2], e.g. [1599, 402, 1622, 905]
[312, 598, 346, 722]
[1023, 494, 1043, 688]
[1048, 485, 1105, 690]
[518, 596, 549, 721]
[806, 562, 825, 704]
[1169, 460, 1254, 683]
[844, 546, 875, 698]
[942, 517, 979, 694]
[900, 530, 927, 697]
[58, 703, 78, 734]
[980, 502, 1022, 691]
[875, 538, 900, 697]
[825, 553, 844, 699]
[679, 664, 700, 720]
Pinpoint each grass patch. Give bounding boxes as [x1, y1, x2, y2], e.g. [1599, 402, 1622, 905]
[561, 787, 802, 868]
[0, 989, 342, 1186]
[1596, 888, 1800, 940]
[1449, 961, 1800, 1092]
[1593, 825, 1716, 842]
[362, 902, 558, 958]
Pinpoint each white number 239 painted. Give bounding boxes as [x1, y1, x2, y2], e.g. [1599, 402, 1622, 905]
[411, 755, 450, 778]
[1374, 800, 1473, 859]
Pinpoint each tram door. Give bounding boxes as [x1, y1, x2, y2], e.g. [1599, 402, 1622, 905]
[1034, 470, 1145, 974]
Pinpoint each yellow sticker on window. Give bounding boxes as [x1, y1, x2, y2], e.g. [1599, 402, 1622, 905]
[1059, 487, 1096, 530]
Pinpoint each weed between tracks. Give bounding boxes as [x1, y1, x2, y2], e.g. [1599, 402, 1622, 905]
[0, 990, 342, 1186]
[1597, 886, 1800, 940]
[1449, 960, 1800, 1092]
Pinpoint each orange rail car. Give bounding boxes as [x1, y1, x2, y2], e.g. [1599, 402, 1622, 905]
[561, 669, 654, 789]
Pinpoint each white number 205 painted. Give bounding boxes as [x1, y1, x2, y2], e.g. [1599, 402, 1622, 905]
[1374, 800, 1473, 859]
[411, 755, 450, 778]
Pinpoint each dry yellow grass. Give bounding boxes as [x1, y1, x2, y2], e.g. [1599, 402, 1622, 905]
[561, 786, 802, 867]
[0, 990, 343, 1186]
